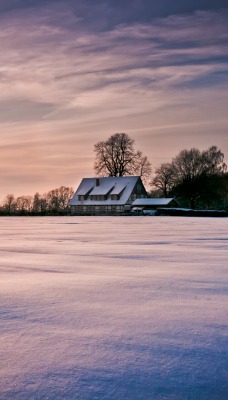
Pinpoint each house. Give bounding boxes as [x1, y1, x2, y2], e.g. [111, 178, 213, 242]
[131, 198, 179, 212]
[70, 176, 147, 215]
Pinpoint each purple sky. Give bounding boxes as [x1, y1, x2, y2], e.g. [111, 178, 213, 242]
[0, 0, 228, 196]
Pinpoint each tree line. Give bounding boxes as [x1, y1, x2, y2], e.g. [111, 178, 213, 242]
[0, 186, 74, 216]
[151, 146, 228, 209]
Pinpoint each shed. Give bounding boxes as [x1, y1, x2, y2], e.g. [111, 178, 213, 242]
[131, 198, 179, 210]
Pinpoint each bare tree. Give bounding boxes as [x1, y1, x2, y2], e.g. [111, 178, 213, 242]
[152, 146, 227, 208]
[94, 133, 152, 184]
[57, 186, 74, 210]
[132, 153, 152, 186]
[46, 186, 74, 213]
[202, 145, 227, 175]
[32, 192, 42, 213]
[15, 196, 33, 214]
[151, 163, 175, 197]
[2, 194, 16, 214]
[172, 146, 227, 208]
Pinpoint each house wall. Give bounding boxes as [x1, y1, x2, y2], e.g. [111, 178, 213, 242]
[169, 199, 179, 207]
[71, 205, 125, 215]
[128, 179, 147, 203]
[142, 204, 172, 210]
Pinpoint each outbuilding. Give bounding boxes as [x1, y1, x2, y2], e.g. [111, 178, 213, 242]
[131, 198, 179, 212]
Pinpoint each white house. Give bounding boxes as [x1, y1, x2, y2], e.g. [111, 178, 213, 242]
[70, 176, 147, 215]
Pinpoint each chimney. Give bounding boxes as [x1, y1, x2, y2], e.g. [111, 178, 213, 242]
[96, 178, 100, 186]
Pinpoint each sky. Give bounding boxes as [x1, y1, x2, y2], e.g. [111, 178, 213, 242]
[0, 0, 228, 197]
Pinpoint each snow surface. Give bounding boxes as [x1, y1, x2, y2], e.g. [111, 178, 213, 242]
[0, 216, 227, 400]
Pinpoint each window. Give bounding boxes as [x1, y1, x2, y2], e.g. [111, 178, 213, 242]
[111, 194, 119, 200]
[90, 195, 106, 201]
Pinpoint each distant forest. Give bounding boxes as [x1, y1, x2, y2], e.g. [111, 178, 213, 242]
[0, 186, 74, 216]
[1, 133, 227, 215]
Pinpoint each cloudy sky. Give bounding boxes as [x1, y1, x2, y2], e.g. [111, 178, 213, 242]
[0, 0, 228, 196]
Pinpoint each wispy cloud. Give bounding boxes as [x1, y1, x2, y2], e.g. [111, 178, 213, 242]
[1, 7, 227, 105]
[0, 2, 228, 195]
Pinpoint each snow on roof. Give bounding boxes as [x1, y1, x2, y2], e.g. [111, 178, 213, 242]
[132, 198, 176, 206]
[75, 179, 94, 196]
[90, 179, 115, 196]
[70, 176, 140, 206]
[110, 182, 126, 195]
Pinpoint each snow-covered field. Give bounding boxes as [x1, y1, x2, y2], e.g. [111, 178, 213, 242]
[0, 216, 227, 400]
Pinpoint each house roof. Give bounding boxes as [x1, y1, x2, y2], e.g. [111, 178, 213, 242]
[110, 181, 127, 195]
[90, 180, 115, 196]
[77, 182, 94, 196]
[132, 198, 177, 207]
[70, 176, 142, 206]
